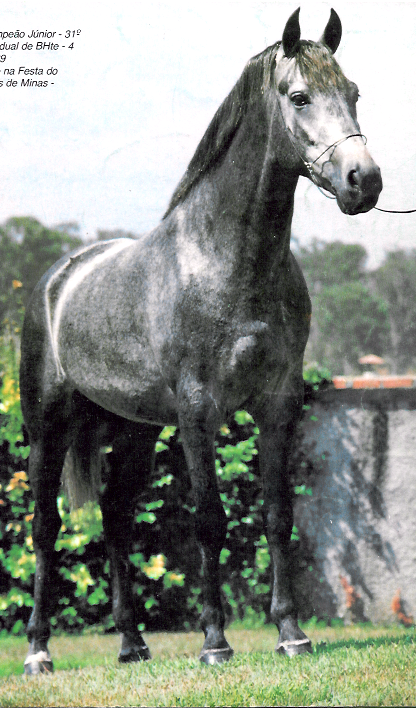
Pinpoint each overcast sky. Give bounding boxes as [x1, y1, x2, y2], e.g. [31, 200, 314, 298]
[0, 0, 415, 268]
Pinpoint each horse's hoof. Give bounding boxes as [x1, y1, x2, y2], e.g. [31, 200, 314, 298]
[118, 645, 151, 663]
[24, 651, 54, 675]
[276, 638, 312, 657]
[199, 646, 234, 665]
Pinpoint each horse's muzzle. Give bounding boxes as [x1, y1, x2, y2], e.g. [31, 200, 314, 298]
[337, 162, 383, 215]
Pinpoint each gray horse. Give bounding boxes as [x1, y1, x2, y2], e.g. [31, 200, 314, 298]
[20, 7, 382, 673]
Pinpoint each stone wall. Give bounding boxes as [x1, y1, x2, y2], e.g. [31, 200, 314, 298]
[293, 386, 416, 624]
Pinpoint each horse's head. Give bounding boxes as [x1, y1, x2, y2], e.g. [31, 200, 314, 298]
[273, 8, 382, 214]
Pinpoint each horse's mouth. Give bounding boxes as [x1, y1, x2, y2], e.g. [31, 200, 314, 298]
[336, 190, 381, 215]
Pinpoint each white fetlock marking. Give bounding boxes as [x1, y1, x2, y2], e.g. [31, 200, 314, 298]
[119, 642, 149, 653]
[277, 638, 311, 650]
[24, 650, 51, 665]
[199, 647, 232, 656]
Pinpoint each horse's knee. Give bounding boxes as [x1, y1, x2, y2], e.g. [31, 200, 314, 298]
[31, 504, 62, 551]
[194, 503, 227, 550]
[263, 503, 293, 545]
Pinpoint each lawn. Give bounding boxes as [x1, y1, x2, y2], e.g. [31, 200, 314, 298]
[0, 622, 415, 706]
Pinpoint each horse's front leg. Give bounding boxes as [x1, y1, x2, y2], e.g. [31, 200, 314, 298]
[178, 377, 233, 665]
[256, 389, 312, 657]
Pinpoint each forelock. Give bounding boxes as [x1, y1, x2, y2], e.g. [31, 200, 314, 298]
[293, 40, 350, 93]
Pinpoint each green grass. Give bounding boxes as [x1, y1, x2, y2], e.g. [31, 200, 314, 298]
[1, 623, 416, 706]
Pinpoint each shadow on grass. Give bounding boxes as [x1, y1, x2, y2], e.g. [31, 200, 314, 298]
[314, 632, 415, 655]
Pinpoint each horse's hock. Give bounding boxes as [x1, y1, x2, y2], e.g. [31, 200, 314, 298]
[294, 382, 416, 624]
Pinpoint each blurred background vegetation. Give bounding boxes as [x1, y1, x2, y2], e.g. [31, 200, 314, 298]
[1, 216, 415, 636]
[297, 238, 416, 375]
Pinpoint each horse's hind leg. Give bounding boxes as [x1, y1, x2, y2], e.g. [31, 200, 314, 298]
[100, 421, 161, 663]
[255, 385, 312, 657]
[23, 398, 73, 675]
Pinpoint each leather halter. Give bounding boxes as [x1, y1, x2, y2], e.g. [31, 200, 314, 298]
[288, 128, 416, 212]
[307, 133, 367, 167]
[303, 133, 367, 199]
[284, 122, 367, 198]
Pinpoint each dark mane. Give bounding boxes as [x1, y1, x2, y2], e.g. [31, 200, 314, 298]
[163, 39, 349, 218]
[163, 42, 280, 218]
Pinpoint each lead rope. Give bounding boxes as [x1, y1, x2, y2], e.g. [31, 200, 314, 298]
[374, 206, 416, 214]
[287, 127, 416, 213]
[312, 179, 416, 213]
[312, 172, 416, 213]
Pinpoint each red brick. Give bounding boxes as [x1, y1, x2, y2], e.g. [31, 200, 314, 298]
[353, 378, 380, 389]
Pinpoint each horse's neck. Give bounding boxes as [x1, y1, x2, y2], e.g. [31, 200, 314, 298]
[188, 101, 298, 270]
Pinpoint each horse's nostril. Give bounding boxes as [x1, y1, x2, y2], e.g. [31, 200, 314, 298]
[348, 169, 360, 189]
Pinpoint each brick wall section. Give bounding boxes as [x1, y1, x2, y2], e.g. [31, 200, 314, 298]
[333, 375, 416, 389]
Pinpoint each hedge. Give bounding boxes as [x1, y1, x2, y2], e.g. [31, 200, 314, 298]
[0, 334, 326, 635]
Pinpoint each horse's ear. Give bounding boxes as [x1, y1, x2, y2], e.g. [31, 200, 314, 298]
[320, 8, 342, 53]
[282, 7, 301, 57]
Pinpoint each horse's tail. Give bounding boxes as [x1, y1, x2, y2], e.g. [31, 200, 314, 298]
[61, 424, 103, 510]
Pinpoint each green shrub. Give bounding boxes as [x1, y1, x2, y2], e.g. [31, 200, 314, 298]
[0, 333, 323, 634]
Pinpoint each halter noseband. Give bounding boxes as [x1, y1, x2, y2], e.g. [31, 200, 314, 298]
[305, 133, 367, 199]
[285, 126, 368, 198]
[309, 133, 367, 166]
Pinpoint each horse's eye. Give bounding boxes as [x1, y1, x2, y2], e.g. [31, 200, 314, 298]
[290, 93, 309, 108]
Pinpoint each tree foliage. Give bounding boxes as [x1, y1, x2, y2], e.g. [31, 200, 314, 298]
[298, 239, 368, 294]
[314, 282, 390, 373]
[0, 330, 323, 634]
[0, 217, 82, 326]
[372, 250, 416, 372]
[96, 229, 137, 241]
[2, 215, 416, 637]
[297, 239, 391, 374]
